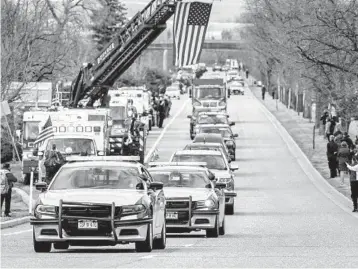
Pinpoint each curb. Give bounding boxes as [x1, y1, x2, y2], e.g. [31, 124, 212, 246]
[1, 216, 31, 229]
[0, 188, 34, 229]
[249, 87, 358, 219]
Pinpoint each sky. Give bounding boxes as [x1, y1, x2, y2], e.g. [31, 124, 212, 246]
[122, 0, 247, 23]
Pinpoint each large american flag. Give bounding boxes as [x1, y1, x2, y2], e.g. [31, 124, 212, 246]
[34, 116, 54, 147]
[173, 1, 212, 67]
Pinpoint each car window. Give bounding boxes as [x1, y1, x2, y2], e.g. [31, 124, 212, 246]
[197, 115, 228, 124]
[150, 170, 210, 188]
[172, 155, 227, 170]
[199, 128, 232, 138]
[50, 166, 143, 190]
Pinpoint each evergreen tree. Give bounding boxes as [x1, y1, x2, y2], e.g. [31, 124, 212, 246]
[90, 0, 127, 52]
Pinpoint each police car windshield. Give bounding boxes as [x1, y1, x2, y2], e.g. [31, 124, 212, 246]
[50, 167, 141, 190]
[197, 115, 227, 124]
[172, 155, 227, 170]
[199, 128, 232, 138]
[150, 171, 210, 188]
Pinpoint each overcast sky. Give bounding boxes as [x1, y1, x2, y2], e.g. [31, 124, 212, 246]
[122, 0, 247, 22]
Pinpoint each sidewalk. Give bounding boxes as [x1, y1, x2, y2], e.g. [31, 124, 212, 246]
[250, 86, 352, 199]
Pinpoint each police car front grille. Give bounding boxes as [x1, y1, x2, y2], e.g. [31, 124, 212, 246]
[63, 220, 112, 237]
[60, 206, 121, 218]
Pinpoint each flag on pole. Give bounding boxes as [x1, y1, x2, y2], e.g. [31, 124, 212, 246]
[173, 1, 212, 67]
[34, 116, 54, 147]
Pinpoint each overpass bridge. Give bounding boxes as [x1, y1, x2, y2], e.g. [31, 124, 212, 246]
[148, 40, 245, 51]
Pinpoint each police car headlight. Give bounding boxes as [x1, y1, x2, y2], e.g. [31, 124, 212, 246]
[195, 198, 217, 209]
[193, 101, 201, 106]
[121, 204, 148, 219]
[226, 140, 234, 146]
[35, 205, 57, 219]
[219, 101, 226, 106]
[218, 178, 232, 183]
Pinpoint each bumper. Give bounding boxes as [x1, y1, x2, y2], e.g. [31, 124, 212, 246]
[166, 209, 219, 230]
[31, 218, 152, 243]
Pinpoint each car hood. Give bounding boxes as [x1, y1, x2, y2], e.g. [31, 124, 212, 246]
[210, 170, 231, 179]
[164, 187, 211, 201]
[39, 189, 147, 206]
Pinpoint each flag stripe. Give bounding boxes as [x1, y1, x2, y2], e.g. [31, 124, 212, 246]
[34, 116, 54, 146]
[173, 2, 212, 67]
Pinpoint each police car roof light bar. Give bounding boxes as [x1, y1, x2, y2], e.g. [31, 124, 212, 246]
[148, 162, 207, 167]
[65, 156, 140, 162]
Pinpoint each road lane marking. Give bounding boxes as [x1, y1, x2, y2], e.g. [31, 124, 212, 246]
[140, 255, 156, 259]
[2, 228, 32, 236]
[184, 244, 193, 247]
[144, 99, 190, 163]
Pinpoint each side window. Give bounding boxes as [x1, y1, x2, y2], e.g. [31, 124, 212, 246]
[142, 168, 153, 183]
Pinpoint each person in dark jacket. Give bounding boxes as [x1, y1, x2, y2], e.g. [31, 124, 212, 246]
[157, 96, 166, 128]
[327, 135, 338, 178]
[44, 144, 64, 184]
[1, 163, 18, 217]
[346, 154, 358, 212]
[337, 141, 350, 185]
[342, 132, 355, 150]
[261, 86, 266, 100]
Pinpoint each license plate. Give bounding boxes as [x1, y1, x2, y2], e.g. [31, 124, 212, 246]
[166, 212, 178, 220]
[78, 220, 98, 230]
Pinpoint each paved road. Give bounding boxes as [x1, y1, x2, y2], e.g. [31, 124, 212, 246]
[2, 87, 358, 268]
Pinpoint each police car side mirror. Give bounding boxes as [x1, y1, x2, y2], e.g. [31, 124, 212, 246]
[35, 182, 47, 192]
[230, 164, 239, 171]
[32, 149, 38, 156]
[233, 134, 239, 138]
[187, 115, 192, 119]
[149, 182, 163, 191]
[230, 122, 235, 126]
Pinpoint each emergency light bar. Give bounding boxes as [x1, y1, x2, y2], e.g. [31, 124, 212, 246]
[148, 162, 207, 167]
[65, 156, 140, 162]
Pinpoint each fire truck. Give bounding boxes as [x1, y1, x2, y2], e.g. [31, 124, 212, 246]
[189, 79, 229, 111]
[49, 0, 178, 163]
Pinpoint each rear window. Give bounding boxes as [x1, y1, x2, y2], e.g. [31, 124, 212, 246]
[172, 154, 227, 170]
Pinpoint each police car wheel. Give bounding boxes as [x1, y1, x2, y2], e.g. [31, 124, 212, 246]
[206, 216, 219, 238]
[225, 204, 234, 215]
[135, 224, 153, 252]
[219, 216, 225, 235]
[33, 230, 51, 253]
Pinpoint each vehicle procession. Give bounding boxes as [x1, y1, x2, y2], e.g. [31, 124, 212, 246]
[13, 0, 250, 253]
[29, 61, 244, 253]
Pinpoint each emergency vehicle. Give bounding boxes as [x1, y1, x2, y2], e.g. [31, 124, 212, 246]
[190, 79, 229, 112]
[21, 108, 109, 183]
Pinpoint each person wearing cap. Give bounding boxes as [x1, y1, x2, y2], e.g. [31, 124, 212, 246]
[327, 135, 338, 178]
[342, 132, 355, 150]
[1, 163, 18, 217]
[346, 154, 358, 212]
[157, 96, 166, 128]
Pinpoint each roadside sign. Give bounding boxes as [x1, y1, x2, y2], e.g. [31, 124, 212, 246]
[1, 101, 11, 116]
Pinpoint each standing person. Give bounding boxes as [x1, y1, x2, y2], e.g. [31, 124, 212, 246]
[1, 163, 18, 217]
[342, 132, 355, 150]
[337, 141, 350, 185]
[346, 155, 358, 212]
[334, 117, 344, 135]
[320, 111, 329, 134]
[261, 85, 266, 100]
[44, 144, 64, 184]
[157, 96, 166, 128]
[327, 135, 338, 178]
[245, 69, 249, 79]
[326, 118, 336, 141]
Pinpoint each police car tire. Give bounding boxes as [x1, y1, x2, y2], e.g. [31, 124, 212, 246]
[135, 223, 153, 252]
[226, 204, 234, 215]
[149, 120, 152, 131]
[33, 231, 51, 253]
[206, 216, 219, 238]
[219, 216, 225, 235]
[153, 219, 166, 249]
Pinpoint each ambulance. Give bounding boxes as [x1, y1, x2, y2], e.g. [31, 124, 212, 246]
[21, 108, 109, 183]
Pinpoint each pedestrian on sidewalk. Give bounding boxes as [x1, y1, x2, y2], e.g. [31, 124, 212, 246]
[346, 154, 358, 212]
[342, 132, 355, 150]
[1, 163, 18, 217]
[261, 85, 266, 100]
[334, 117, 344, 135]
[327, 135, 338, 178]
[326, 118, 336, 141]
[337, 141, 350, 185]
[320, 111, 329, 133]
[245, 69, 249, 79]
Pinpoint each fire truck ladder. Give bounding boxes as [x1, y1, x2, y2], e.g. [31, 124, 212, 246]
[71, 0, 178, 107]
